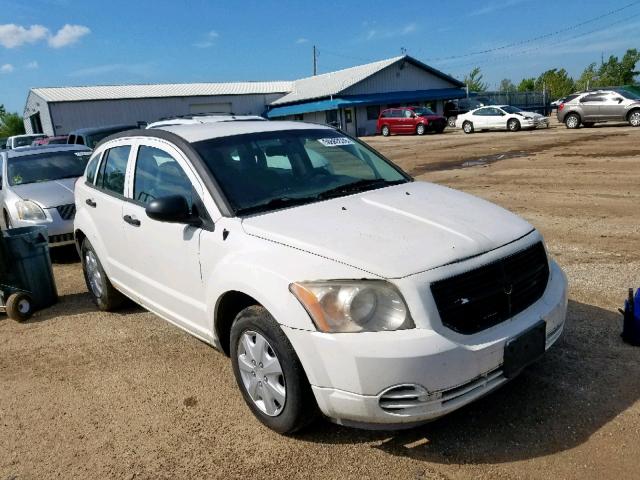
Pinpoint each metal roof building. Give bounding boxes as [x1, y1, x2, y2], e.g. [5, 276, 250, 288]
[23, 55, 465, 137]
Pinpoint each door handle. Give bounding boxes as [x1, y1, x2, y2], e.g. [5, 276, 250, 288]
[86, 199, 97, 208]
[123, 215, 141, 227]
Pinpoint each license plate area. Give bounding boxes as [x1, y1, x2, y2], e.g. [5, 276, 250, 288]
[503, 320, 546, 378]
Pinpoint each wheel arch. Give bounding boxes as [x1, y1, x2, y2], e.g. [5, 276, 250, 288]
[564, 110, 581, 122]
[626, 107, 640, 121]
[214, 290, 262, 356]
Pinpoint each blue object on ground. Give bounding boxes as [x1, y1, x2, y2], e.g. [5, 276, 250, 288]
[622, 288, 640, 346]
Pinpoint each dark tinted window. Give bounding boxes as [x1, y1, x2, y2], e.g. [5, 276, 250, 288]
[474, 108, 490, 116]
[563, 94, 579, 103]
[367, 106, 380, 120]
[96, 146, 130, 195]
[581, 94, 605, 103]
[390, 109, 403, 118]
[413, 107, 436, 116]
[67, 135, 76, 144]
[75, 136, 85, 145]
[133, 146, 194, 206]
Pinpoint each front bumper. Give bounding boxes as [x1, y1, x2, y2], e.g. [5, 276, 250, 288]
[284, 260, 568, 428]
[10, 209, 74, 247]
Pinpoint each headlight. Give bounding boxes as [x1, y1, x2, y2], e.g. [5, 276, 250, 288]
[290, 280, 414, 333]
[15, 200, 46, 221]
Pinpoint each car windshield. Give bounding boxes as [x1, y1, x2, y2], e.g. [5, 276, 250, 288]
[412, 107, 436, 116]
[14, 136, 44, 148]
[86, 128, 134, 149]
[192, 129, 409, 215]
[501, 106, 523, 114]
[7, 150, 90, 186]
[615, 88, 640, 100]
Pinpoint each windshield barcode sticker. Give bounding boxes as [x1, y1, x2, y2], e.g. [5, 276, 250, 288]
[317, 137, 354, 147]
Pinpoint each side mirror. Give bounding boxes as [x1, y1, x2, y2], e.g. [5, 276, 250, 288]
[617, 98, 624, 103]
[146, 195, 201, 226]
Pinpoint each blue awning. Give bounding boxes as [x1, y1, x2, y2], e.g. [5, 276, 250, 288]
[266, 88, 466, 118]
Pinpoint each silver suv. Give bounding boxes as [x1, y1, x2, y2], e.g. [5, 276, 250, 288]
[557, 88, 640, 128]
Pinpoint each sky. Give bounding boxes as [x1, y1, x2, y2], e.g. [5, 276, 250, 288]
[1, 0, 639, 111]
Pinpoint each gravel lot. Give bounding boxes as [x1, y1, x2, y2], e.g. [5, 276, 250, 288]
[1, 119, 639, 479]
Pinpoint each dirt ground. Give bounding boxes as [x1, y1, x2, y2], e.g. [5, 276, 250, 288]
[1, 119, 639, 480]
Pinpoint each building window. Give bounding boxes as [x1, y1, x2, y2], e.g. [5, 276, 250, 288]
[366, 106, 380, 120]
[345, 109, 352, 123]
[325, 109, 338, 126]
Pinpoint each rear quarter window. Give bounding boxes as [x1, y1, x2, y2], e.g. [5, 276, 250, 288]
[85, 152, 102, 184]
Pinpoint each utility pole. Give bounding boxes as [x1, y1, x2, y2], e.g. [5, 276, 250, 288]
[313, 45, 317, 76]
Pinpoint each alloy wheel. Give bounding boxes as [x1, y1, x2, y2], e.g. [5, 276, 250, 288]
[630, 112, 640, 127]
[84, 250, 103, 298]
[237, 330, 286, 416]
[566, 116, 579, 128]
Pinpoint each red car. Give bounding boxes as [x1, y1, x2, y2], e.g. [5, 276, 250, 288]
[376, 106, 447, 136]
[33, 135, 68, 146]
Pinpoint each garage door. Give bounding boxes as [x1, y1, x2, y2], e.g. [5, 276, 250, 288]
[189, 102, 232, 115]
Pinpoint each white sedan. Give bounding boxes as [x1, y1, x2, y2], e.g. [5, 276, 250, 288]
[456, 105, 549, 133]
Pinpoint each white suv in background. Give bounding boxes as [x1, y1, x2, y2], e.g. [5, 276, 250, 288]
[74, 121, 568, 433]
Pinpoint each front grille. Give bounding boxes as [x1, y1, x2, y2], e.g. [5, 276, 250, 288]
[49, 233, 74, 244]
[56, 203, 76, 220]
[430, 242, 549, 334]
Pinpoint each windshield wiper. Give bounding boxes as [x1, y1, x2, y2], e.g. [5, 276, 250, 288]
[318, 178, 405, 200]
[236, 195, 320, 216]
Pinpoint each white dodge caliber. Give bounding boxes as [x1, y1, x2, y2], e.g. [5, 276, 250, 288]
[74, 121, 567, 433]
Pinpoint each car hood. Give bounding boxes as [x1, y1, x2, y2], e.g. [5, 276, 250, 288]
[515, 111, 543, 120]
[241, 181, 534, 278]
[11, 178, 77, 207]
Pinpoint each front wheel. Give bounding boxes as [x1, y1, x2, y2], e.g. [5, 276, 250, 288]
[381, 125, 390, 136]
[507, 118, 521, 132]
[462, 121, 474, 134]
[628, 110, 640, 127]
[416, 124, 425, 135]
[81, 239, 125, 311]
[447, 116, 457, 128]
[230, 306, 318, 434]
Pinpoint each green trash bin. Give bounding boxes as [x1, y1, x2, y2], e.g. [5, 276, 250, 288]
[0, 226, 58, 321]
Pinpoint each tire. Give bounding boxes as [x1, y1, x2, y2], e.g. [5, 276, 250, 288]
[81, 239, 125, 311]
[447, 116, 457, 128]
[462, 121, 474, 134]
[6, 292, 34, 322]
[416, 124, 425, 135]
[436, 126, 446, 134]
[507, 118, 521, 132]
[628, 110, 640, 127]
[230, 305, 318, 434]
[583, 122, 595, 128]
[565, 113, 580, 129]
[3, 210, 11, 230]
[381, 125, 390, 137]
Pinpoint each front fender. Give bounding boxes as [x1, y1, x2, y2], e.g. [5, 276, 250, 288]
[202, 232, 378, 336]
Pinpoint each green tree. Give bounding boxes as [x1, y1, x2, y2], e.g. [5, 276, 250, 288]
[577, 49, 640, 89]
[535, 68, 575, 99]
[499, 78, 516, 93]
[517, 77, 536, 92]
[0, 111, 26, 137]
[464, 67, 488, 92]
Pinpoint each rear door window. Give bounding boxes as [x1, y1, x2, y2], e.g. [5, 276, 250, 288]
[96, 145, 130, 196]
